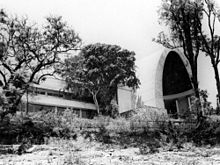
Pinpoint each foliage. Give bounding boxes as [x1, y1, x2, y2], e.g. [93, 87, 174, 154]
[191, 89, 213, 116]
[30, 107, 169, 143]
[58, 43, 140, 115]
[130, 107, 168, 132]
[105, 99, 119, 118]
[32, 109, 89, 137]
[0, 10, 81, 120]
[156, 116, 220, 147]
[2, 106, 220, 147]
[199, 89, 213, 115]
[106, 117, 130, 133]
[0, 115, 47, 144]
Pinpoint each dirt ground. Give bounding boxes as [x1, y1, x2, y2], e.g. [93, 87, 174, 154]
[1, 139, 220, 165]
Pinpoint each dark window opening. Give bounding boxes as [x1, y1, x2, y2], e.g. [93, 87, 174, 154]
[163, 51, 192, 96]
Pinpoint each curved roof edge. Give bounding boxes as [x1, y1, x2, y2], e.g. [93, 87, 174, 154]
[136, 48, 193, 108]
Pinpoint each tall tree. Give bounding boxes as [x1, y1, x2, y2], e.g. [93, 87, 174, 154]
[154, 0, 204, 98]
[197, 0, 220, 103]
[58, 43, 140, 115]
[0, 10, 81, 120]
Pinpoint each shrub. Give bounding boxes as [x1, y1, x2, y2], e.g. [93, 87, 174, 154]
[129, 106, 168, 132]
[31, 109, 82, 135]
[93, 115, 111, 128]
[106, 117, 130, 133]
[0, 114, 47, 144]
[189, 117, 220, 145]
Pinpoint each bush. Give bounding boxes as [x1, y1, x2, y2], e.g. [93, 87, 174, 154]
[6, 105, 220, 147]
[31, 109, 96, 138]
[189, 117, 220, 145]
[155, 116, 220, 147]
[0, 114, 47, 144]
[106, 117, 130, 133]
[129, 106, 168, 132]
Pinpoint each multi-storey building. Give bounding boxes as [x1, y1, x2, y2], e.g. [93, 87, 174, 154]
[21, 78, 97, 118]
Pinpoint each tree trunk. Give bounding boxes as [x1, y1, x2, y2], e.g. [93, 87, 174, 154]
[190, 58, 200, 98]
[190, 61, 203, 118]
[213, 64, 220, 103]
[192, 75, 200, 98]
[92, 93, 100, 115]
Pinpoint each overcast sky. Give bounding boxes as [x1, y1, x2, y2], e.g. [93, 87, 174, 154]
[0, 0, 219, 106]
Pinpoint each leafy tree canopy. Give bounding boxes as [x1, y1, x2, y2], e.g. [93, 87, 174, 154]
[58, 43, 140, 115]
[0, 10, 81, 119]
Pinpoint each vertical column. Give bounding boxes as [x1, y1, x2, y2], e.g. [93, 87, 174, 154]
[175, 99, 179, 118]
[54, 106, 58, 115]
[188, 97, 192, 112]
[79, 109, 82, 118]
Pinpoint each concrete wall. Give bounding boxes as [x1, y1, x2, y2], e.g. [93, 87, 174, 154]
[117, 86, 134, 113]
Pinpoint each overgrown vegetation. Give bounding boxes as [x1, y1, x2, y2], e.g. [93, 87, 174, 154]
[1, 106, 220, 156]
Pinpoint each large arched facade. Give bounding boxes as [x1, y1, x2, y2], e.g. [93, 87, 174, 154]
[137, 48, 194, 118]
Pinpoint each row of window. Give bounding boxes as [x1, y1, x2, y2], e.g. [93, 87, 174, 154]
[29, 88, 65, 98]
[20, 103, 96, 119]
[28, 87, 94, 103]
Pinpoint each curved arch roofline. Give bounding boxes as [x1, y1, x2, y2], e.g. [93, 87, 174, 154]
[136, 48, 193, 108]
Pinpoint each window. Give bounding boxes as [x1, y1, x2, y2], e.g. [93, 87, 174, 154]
[35, 91, 46, 95]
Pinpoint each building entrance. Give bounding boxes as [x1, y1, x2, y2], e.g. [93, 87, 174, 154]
[162, 51, 193, 118]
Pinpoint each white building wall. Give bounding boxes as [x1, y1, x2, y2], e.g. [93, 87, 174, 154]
[117, 86, 133, 113]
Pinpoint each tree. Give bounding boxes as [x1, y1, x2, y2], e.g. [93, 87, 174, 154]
[0, 10, 81, 120]
[199, 89, 212, 115]
[154, 0, 204, 98]
[191, 89, 213, 115]
[197, 0, 220, 103]
[58, 43, 140, 115]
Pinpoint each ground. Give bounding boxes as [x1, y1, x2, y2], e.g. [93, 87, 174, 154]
[1, 138, 220, 165]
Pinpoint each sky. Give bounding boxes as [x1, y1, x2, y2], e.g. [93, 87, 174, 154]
[0, 0, 219, 106]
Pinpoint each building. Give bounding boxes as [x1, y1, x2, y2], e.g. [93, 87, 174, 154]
[136, 48, 194, 118]
[20, 48, 194, 118]
[20, 77, 136, 118]
[21, 78, 97, 118]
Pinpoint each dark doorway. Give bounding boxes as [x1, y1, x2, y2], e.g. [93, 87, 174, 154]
[164, 100, 178, 119]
